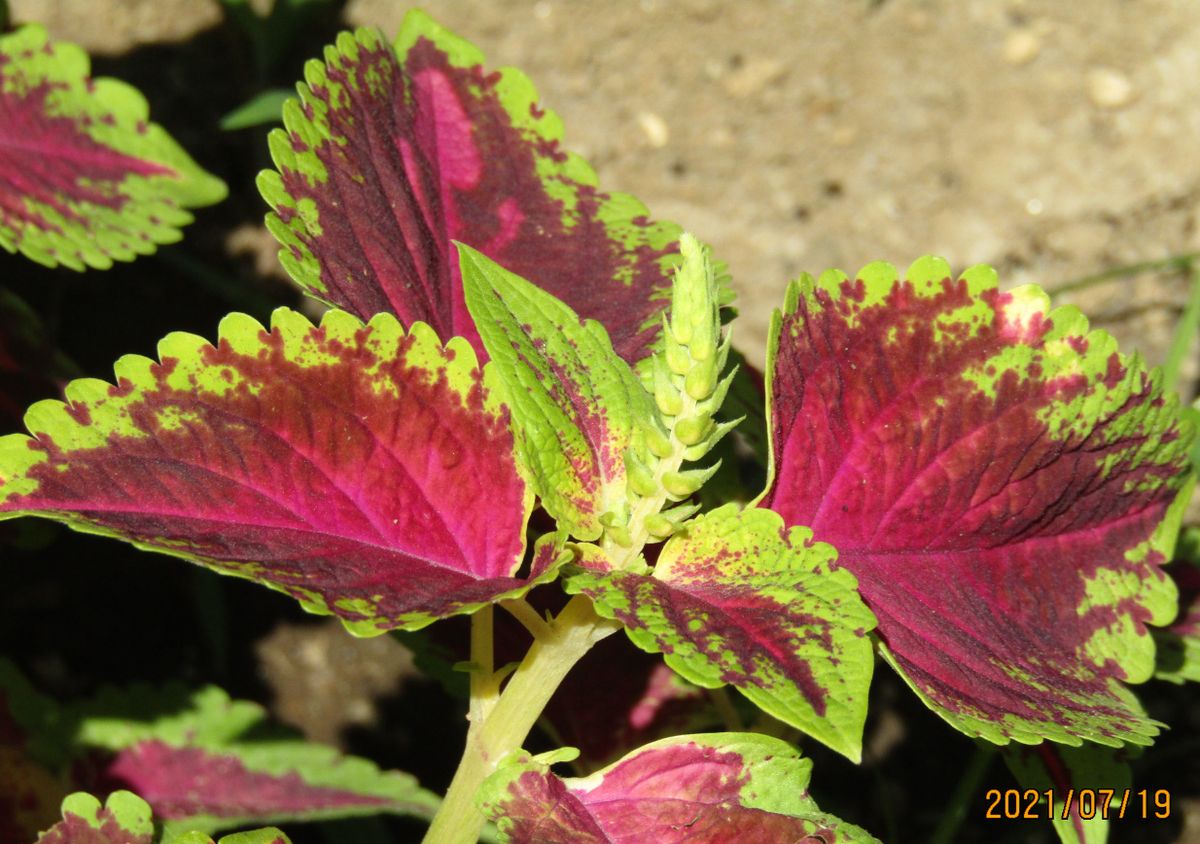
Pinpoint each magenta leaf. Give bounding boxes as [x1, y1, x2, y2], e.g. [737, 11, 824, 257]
[0, 308, 552, 634]
[477, 733, 879, 843]
[0, 25, 226, 270]
[1002, 742, 1133, 844]
[34, 791, 153, 844]
[565, 505, 876, 761]
[760, 256, 1195, 746]
[257, 11, 682, 364]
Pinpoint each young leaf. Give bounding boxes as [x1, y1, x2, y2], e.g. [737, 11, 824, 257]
[460, 244, 655, 540]
[0, 308, 549, 634]
[257, 12, 682, 364]
[760, 257, 1195, 747]
[35, 791, 153, 844]
[1002, 742, 1133, 844]
[477, 733, 880, 843]
[0, 25, 226, 270]
[565, 505, 876, 761]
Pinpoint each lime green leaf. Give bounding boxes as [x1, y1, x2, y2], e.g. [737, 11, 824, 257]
[460, 244, 655, 540]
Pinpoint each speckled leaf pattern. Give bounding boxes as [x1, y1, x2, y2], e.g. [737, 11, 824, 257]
[477, 733, 879, 843]
[34, 791, 153, 844]
[258, 11, 681, 364]
[0, 25, 226, 270]
[460, 244, 655, 540]
[760, 256, 1194, 747]
[1003, 741, 1133, 844]
[565, 505, 876, 761]
[0, 308, 548, 634]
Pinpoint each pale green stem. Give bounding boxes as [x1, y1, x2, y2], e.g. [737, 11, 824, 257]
[422, 595, 619, 844]
[468, 606, 499, 728]
[500, 597, 553, 640]
[1162, 262, 1200, 394]
[1047, 252, 1199, 297]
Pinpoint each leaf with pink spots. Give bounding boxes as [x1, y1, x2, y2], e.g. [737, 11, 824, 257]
[760, 256, 1194, 747]
[477, 733, 879, 843]
[0, 25, 225, 270]
[257, 11, 683, 365]
[0, 307, 552, 634]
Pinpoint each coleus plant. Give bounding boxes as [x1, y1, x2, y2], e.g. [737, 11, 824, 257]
[0, 9, 1195, 844]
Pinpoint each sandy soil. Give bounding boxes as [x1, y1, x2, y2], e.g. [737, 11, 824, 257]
[15, 0, 1200, 376]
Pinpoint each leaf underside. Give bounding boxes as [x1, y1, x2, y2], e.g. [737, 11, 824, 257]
[478, 733, 879, 843]
[760, 257, 1193, 747]
[566, 505, 876, 761]
[0, 308, 545, 634]
[258, 12, 681, 365]
[0, 25, 226, 270]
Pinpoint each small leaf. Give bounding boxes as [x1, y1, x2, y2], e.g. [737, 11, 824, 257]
[0, 308, 545, 634]
[1002, 742, 1133, 844]
[35, 791, 153, 844]
[460, 244, 655, 540]
[219, 89, 293, 131]
[760, 257, 1195, 746]
[477, 733, 879, 843]
[565, 505, 876, 761]
[258, 14, 682, 364]
[0, 25, 226, 270]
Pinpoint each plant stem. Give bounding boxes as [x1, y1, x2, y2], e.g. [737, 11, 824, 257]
[1047, 252, 1199, 297]
[422, 595, 619, 844]
[1162, 262, 1200, 394]
[928, 743, 996, 844]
